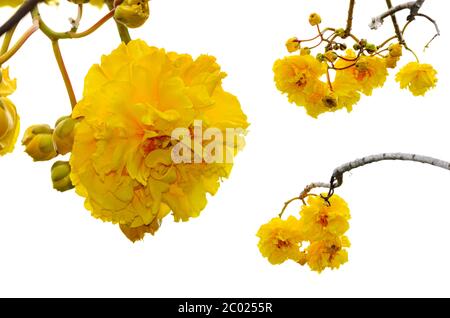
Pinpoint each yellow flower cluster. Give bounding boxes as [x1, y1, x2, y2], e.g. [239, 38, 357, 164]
[70, 40, 248, 241]
[0, 68, 19, 156]
[257, 194, 351, 273]
[275, 12, 439, 118]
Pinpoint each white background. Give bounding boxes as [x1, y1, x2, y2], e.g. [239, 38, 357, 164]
[1, 0, 450, 297]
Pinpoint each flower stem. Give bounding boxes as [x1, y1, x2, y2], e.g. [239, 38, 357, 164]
[51, 40, 77, 108]
[106, 0, 131, 44]
[1, 23, 17, 55]
[0, 19, 39, 65]
[344, 0, 356, 38]
[31, 6, 115, 40]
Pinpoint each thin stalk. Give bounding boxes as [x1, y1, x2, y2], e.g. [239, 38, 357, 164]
[106, 0, 131, 43]
[0, 20, 39, 65]
[51, 40, 77, 108]
[1, 23, 17, 55]
[31, 7, 115, 40]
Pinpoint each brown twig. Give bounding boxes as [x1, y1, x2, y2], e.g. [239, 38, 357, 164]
[344, 0, 356, 38]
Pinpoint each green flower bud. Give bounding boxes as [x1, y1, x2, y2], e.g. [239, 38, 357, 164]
[22, 124, 58, 161]
[67, 0, 90, 4]
[316, 53, 325, 62]
[51, 161, 74, 192]
[114, 0, 150, 29]
[335, 28, 345, 37]
[53, 116, 77, 155]
[365, 43, 377, 53]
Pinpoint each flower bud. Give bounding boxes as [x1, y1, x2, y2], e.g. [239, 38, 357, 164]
[114, 0, 150, 29]
[67, 0, 89, 4]
[316, 53, 325, 62]
[51, 161, 74, 192]
[53, 116, 77, 155]
[308, 13, 322, 26]
[285, 37, 300, 53]
[300, 48, 311, 56]
[388, 43, 403, 58]
[0, 97, 20, 156]
[365, 43, 377, 53]
[324, 51, 338, 62]
[335, 28, 345, 37]
[22, 124, 58, 161]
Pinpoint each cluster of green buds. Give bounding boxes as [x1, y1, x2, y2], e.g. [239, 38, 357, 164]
[22, 116, 78, 192]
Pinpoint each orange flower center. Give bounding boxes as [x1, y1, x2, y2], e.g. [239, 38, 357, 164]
[141, 136, 170, 155]
[276, 239, 291, 249]
[318, 214, 329, 227]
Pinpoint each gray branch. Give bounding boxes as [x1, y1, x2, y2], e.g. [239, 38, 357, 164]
[332, 153, 450, 188]
[300, 153, 450, 199]
[370, 0, 426, 29]
[299, 182, 331, 200]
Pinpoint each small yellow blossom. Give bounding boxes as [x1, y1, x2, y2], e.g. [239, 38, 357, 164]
[395, 62, 437, 96]
[257, 216, 304, 265]
[300, 194, 350, 241]
[274, 55, 341, 117]
[285, 37, 300, 53]
[335, 50, 388, 96]
[306, 235, 350, 273]
[308, 13, 322, 26]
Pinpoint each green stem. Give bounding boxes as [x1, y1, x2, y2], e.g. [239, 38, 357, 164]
[1, 23, 17, 55]
[0, 20, 38, 65]
[52, 40, 77, 108]
[106, 0, 131, 43]
[31, 6, 115, 40]
[114, 22, 131, 43]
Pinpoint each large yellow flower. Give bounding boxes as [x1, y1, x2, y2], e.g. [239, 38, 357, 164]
[395, 62, 437, 96]
[334, 50, 388, 96]
[257, 216, 304, 265]
[0, 68, 19, 156]
[70, 40, 248, 241]
[300, 194, 350, 241]
[306, 235, 350, 273]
